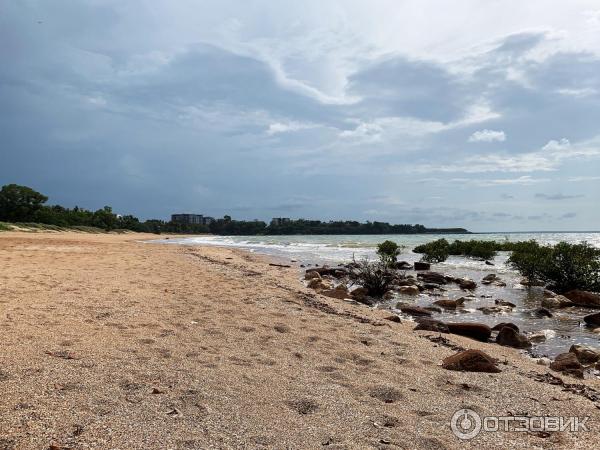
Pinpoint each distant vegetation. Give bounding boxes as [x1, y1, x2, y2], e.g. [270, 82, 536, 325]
[413, 238, 600, 293]
[508, 241, 600, 293]
[0, 184, 470, 235]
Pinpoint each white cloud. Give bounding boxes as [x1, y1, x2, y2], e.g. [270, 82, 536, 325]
[468, 129, 506, 143]
[266, 121, 317, 135]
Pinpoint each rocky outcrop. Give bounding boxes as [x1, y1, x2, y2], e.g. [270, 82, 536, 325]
[446, 323, 492, 342]
[583, 312, 600, 327]
[549, 352, 584, 378]
[442, 350, 500, 373]
[569, 344, 600, 365]
[413, 261, 431, 271]
[541, 295, 574, 309]
[414, 318, 449, 333]
[564, 290, 600, 308]
[496, 327, 531, 349]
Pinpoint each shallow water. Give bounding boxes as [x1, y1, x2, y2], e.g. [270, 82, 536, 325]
[157, 232, 600, 358]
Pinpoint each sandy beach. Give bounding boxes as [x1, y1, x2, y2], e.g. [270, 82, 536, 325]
[0, 232, 599, 449]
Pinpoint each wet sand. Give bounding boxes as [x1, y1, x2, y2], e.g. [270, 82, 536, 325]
[0, 231, 599, 449]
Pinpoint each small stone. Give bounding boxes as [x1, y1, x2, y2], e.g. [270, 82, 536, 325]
[442, 349, 500, 373]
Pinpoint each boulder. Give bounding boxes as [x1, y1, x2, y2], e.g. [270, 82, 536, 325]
[446, 323, 492, 342]
[424, 306, 442, 313]
[321, 284, 349, 299]
[496, 327, 531, 349]
[543, 289, 557, 298]
[491, 322, 519, 333]
[533, 307, 553, 318]
[477, 306, 511, 315]
[417, 271, 447, 285]
[382, 290, 396, 300]
[494, 299, 516, 308]
[414, 261, 431, 271]
[442, 350, 500, 373]
[398, 305, 432, 317]
[457, 278, 477, 290]
[482, 274, 500, 284]
[398, 285, 420, 296]
[527, 330, 555, 343]
[350, 287, 368, 300]
[396, 278, 417, 287]
[396, 261, 412, 270]
[569, 344, 600, 365]
[414, 318, 449, 333]
[307, 278, 330, 290]
[541, 295, 574, 309]
[433, 298, 464, 309]
[564, 290, 600, 308]
[385, 314, 402, 323]
[583, 312, 600, 327]
[549, 352, 584, 378]
[305, 271, 321, 280]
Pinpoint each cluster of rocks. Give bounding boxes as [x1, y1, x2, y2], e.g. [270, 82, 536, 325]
[303, 264, 600, 379]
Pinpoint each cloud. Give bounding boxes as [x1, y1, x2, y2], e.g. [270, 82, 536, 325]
[535, 193, 584, 200]
[468, 129, 506, 143]
[266, 121, 318, 135]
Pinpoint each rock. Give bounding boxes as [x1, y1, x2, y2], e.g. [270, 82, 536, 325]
[396, 261, 412, 270]
[533, 307, 553, 318]
[494, 299, 516, 308]
[422, 283, 443, 290]
[307, 278, 330, 290]
[305, 271, 321, 280]
[414, 318, 449, 333]
[321, 284, 349, 299]
[527, 330, 553, 343]
[494, 281, 507, 287]
[382, 290, 396, 300]
[564, 290, 600, 308]
[485, 260, 494, 266]
[457, 295, 475, 303]
[541, 295, 574, 309]
[543, 289, 557, 298]
[442, 350, 500, 373]
[482, 274, 500, 284]
[496, 327, 531, 349]
[491, 322, 520, 332]
[446, 323, 492, 341]
[536, 357, 551, 366]
[305, 266, 347, 278]
[477, 306, 511, 315]
[417, 271, 447, 285]
[457, 278, 477, 290]
[569, 344, 600, 365]
[549, 352, 584, 378]
[433, 298, 464, 309]
[355, 296, 376, 306]
[350, 287, 369, 300]
[583, 312, 600, 327]
[398, 285, 420, 296]
[398, 305, 432, 317]
[385, 314, 402, 323]
[424, 306, 442, 313]
[414, 261, 431, 271]
[396, 278, 417, 287]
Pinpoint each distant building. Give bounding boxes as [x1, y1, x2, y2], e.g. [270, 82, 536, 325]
[171, 214, 214, 225]
[270, 217, 291, 226]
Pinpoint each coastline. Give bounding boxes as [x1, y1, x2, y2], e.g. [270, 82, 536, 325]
[1, 231, 599, 449]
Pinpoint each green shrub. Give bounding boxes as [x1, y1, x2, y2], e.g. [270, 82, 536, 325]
[0, 222, 11, 231]
[448, 240, 498, 260]
[508, 241, 600, 292]
[414, 238, 450, 263]
[377, 240, 400, 267]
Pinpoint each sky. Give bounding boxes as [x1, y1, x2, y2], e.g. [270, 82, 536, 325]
[1, 0, 600, 231]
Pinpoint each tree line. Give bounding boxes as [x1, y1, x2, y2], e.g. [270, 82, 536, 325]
[0, 184, 469, 235]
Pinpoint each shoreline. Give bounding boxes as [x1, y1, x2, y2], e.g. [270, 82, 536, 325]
[1, 231, 599, 448]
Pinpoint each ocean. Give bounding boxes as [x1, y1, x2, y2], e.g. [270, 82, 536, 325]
[156, 232, 600, 359]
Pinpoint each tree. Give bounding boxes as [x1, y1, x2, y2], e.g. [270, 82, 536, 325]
[0, 184, 48, 222]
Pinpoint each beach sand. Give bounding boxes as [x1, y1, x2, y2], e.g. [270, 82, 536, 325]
[0, 231, 598, 449]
